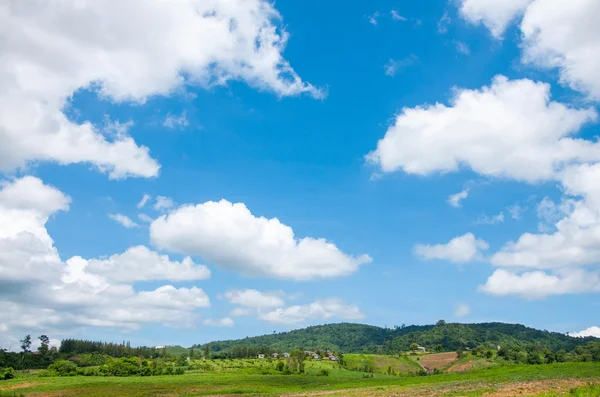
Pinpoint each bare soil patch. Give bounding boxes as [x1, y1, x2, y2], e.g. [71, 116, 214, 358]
[287, 378, 599, 397]
[419, 352, 458, 372]
[0, 382, 38, 391]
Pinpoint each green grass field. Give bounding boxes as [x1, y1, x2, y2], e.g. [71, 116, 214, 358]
[1, 361, 599, 396]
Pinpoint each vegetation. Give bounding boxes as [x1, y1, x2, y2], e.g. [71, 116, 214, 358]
[205, 322, 598, 356]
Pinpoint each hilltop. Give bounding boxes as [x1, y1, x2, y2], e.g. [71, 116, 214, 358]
[203, 322, 597, 355]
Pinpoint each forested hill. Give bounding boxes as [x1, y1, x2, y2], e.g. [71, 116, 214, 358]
[206, 322, 598, 355]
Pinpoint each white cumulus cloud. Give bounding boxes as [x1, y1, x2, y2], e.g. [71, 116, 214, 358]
[150, 200, 371, 280]
[0, 0, 320, 179]
[367, 76, 598, 183]
[415, 233, 489, 263]
[571, 326, 600, 338]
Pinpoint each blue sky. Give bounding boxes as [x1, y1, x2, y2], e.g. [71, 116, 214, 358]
[1, 0, 600, 349]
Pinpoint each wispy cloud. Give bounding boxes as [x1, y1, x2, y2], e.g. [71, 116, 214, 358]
[448, 188, 469, 208]
[476, 212, 505, 225]
[391, 10, 407, 21]
[438, 12, 451, 33]
[455, 41, 471, 55]
[384, 55, 419, 77]
[108, 213, 139, 229]
[163, 111, 189, 129]
[137, 194, 151, 209]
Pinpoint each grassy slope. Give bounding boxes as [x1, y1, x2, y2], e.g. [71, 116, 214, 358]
[2, 362, 599, 396]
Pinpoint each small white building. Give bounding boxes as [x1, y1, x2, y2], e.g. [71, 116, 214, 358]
[272, 353, 279, 358]
[417, 346, 426, 352]
[258, 354, 265, 359]
[312, 354, 320, 359]
[283, 353, 290, 358]
[329, 356, 338, 361]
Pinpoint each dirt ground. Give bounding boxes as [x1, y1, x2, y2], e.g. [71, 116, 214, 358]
[418, 353, 459, 371]
[288, 378, 598, 397]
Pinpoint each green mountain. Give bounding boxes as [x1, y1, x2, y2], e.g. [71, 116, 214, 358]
[206, 322, 597, 355]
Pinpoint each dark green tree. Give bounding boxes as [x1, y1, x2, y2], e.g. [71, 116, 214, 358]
[20, 335, 31, 353]
[38, 335, 50, 355]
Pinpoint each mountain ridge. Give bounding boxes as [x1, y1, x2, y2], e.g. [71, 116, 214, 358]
[201, 322, 598, 355]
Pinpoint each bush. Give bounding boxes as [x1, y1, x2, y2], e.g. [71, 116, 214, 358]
[0, 367, 15, 380]
[317, 369, 329, 376]
[47, 360, 78, 376]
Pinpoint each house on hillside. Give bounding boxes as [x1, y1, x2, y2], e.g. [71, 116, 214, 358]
[304, 351, 314, 356]
[258, 354, 265, 359]
[417, 346, 426, 352]
[283, 353, 290, 358]
[272, 353, 279, 358]
[312, 353, 320, 359]
[330, 356, 338, 361]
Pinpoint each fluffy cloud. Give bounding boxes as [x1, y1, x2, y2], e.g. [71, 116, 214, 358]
[521, 0, 600, 100]
[0, 0, 320, 179]
[67, 246, 210, 283]
[571, 326, 600, 338]
[0, 176, 212, 338]
[258, 299, 364, 325]
[367, 76, 598, 183]
[459, 0, 600, 99]
[204, 317, 235, 327]
[224, 289, 285, 309]
[458, 0, 532, 37]
[150, 200, 371, 280]
[454, 304, 471, 318]
[415, 233, 489, 263]
[108, 213, 139, 229]
[478, 269, 600, 299]
[448, 189, 469, 208]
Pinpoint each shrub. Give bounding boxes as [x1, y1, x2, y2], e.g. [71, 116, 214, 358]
[317, 369, 329, 376]
[47, 360, 78, 376]
[0, 367, 15, 380]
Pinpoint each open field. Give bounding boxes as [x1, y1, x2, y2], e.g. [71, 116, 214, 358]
[1, 362, 599, 396]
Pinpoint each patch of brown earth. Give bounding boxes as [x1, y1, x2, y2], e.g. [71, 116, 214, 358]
[445, 360, 474, 373]
[0, 382, 37, 390]
[419, 353, 458, 371]
[287, 378, 599, 397]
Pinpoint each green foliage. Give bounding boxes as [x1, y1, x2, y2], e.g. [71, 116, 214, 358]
[60, 339, 157, 358]
[0, 367, 15, 380]
[47, 360, 78, 376]
[317, 368, 330, 376]
[204, 322, 598, 358]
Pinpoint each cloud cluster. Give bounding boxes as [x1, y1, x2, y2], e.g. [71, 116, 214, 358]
[459, 0, 600, 100]
[0, 177, 211, 338]
[0, 0, 319, 178]
[150, 200, 371, 280]
[390, 73, 600, 299]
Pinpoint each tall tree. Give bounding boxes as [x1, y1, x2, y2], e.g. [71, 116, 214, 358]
[20, 335, 31, 353]
[38, 335, 50, 355]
